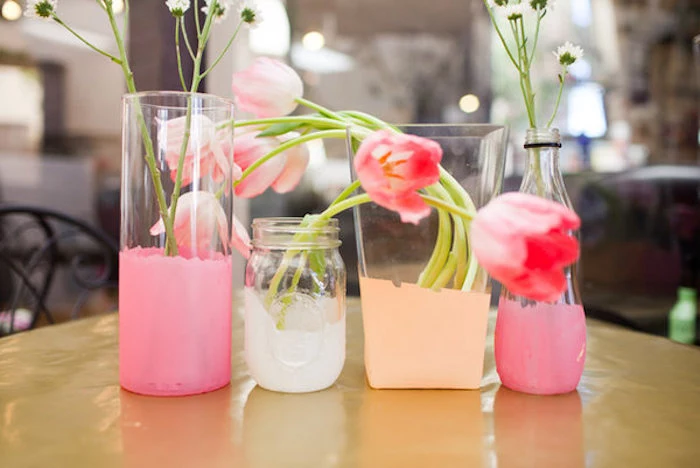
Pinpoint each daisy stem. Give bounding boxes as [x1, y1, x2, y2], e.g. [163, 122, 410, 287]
[168, 6, 216, 227]
[200, 19, 243, 79]
[52, 15, 122, 64]
[180, 17, 197, 61]
[105, 1, 179, 255]
[194, 0, 202, 36]
[175, 20, 188, 90]
[547, 71, 567, 128]
[483, 1, 522, 73]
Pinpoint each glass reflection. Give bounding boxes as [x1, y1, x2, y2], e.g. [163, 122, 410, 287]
[359, 389, 484, 466]
[243, 386, 347, 467]
[494, 387, 585, 468]
[120, 387, 237, 467]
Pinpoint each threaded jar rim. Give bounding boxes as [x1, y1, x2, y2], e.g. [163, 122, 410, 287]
[251, 217, 341, 250]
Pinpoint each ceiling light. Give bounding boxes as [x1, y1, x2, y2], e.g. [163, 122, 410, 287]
[302, 31, 325, 51]
[2, 0, 22, 21]
[459, 94, 480, 114]
[291, 44, 354, 74]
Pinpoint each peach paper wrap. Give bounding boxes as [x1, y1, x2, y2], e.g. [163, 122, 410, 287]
[359, 277, 490, 389]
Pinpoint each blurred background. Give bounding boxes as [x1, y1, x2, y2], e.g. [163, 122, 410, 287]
[0, 0, 698, 339]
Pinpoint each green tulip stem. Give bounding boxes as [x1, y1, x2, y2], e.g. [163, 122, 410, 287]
[235, 130, 345, 187]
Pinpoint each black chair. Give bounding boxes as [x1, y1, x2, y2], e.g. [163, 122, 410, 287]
[0, 205, 119, 336]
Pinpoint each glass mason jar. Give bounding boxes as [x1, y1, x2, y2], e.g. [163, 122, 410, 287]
[244, 217, 347, 393]
[120, 91, 235, 396]
[495, 128, 586, 395]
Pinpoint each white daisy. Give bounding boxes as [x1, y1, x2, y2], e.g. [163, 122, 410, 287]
[239, 0, 263, 29]
[500, 3, 528, 20]
[166, 0, 190, 17]
[202, 0, 235, 23]
[487, 0, 508, 8]
[553, 41, 584, 66]
[24, 0, 57, 19]
[529, 0, 554, 11]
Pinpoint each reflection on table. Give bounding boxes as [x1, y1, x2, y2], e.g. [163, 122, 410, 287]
[1, 297, 700, 467]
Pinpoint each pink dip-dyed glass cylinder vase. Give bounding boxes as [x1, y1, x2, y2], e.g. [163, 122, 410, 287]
[495, 128, 586, 395]
[119, 92, 235, 396]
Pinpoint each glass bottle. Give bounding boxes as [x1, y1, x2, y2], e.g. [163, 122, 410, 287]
[668, 287, 697, 344]
[495, 128, 586, 395]
[244, 217, 347, 393]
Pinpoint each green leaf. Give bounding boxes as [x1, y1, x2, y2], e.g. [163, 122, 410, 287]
[257, 121, 306, 137]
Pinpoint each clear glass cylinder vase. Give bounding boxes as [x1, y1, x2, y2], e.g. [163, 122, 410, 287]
[244, 217, 347, 393]
[350, 124, 508, 389]
[119, 91, 235, 396]
[495, 128, 586, 395]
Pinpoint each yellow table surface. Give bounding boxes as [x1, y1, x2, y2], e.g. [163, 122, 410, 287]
[1, 297, 700, 468]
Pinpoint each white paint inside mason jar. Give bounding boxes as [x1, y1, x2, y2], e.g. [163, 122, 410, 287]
[244, 288, 346, 393]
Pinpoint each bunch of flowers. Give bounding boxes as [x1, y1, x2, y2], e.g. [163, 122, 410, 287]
[484, 0, 584, 128]
[26, 0, 581, 302]
[225, 58, 580, 302]
[25, 0, 261, 256]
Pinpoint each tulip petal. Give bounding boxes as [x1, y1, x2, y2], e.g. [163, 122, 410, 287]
[524, 231, 580, 271]
[272, 138, 310, 193]
[231, 216, 252, 259]
[501, 269, 567, 303]
[470, 193, 581, 302]
[149, 191, 229, 256]
[235, 156, 286, 198]
[354, 130, 442, 225]
[232, 58, 304, 118]
[371, 190, 432, 226]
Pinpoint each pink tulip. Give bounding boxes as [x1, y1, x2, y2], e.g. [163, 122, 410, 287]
[271, 132, 310, 193]
[470, 193, 581, 302]
[234, 130, 310, 198]
[159, 115, 240, 186]
[232, 58, 304, 118]
[354, 130, 442, 225]
[231, 216, 252, 260]
[149, 191, 250, 259]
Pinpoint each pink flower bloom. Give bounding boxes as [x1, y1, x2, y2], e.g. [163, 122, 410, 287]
[354, 130, 442, 225]
[470, 192, 581, 302]
[234, 130, 310, 198]
[149, 191, 250, 259]
[271, 132, 310, 193]
[231, 216, 252, 260]
[159, 115, 240, 186]
[232, 58, 304, 118]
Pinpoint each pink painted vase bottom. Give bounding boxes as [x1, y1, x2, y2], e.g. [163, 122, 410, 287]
[119, 247, 232, 396]
[495, 298, 586, 395]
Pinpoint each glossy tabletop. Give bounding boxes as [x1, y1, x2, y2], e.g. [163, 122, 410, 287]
[1, 297, 700, 467]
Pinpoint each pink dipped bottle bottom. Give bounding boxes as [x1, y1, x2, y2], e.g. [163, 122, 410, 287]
[495, 297, 586, 395]
[119, 248, 232, 396]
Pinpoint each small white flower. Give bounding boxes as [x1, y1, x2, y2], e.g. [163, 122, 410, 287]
[529, 0, 554, 11]
[487, 0, 508, 8]
[553, 41, 584, 66]
[24, 0, 57, 19]
[166, 0, 190, 17]
[239, 1, 263, 29]
[202, 0, 234, 23]
[500, 3, 528, 20]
